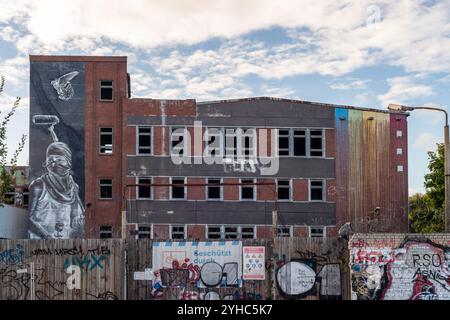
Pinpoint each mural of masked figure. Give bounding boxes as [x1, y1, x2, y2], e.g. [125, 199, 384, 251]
[29, 142, 84, 239]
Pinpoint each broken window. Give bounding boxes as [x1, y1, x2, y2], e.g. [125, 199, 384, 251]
[99, 127, 113, 154]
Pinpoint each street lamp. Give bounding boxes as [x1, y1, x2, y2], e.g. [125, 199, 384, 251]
[388, 103, 450, 233]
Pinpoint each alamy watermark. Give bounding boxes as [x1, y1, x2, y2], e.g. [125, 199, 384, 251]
[170, 121, 279, 175]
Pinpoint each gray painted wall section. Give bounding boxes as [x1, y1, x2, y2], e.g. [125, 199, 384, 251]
[127, 201, 335, 225]
[0, 205, 29, 239]
[127, 156, 335, 178]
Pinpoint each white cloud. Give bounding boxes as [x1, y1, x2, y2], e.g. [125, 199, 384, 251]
[329, 78, 370, 90]
[413, 132, 441, 152]
[0, 0, 449, 79]
[377, 76, 434, 108]
[259, 84, 296, 98]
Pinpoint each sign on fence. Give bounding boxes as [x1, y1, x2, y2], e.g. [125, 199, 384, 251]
[152, 241, 242, 288]
[243, 246, 265, 280]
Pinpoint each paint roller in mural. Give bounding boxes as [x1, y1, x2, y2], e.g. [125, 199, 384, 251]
[28, 114, 84, 239]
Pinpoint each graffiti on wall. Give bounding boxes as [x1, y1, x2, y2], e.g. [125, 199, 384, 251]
[150, 241, 243, 299]
[0, 245, 24, 265]
[0, 242, 118, 300]
[29, 62, 85, 239]
[276, 259, 342, 299]
[350, 236, 450, 300]
[274, 246, 344, 300]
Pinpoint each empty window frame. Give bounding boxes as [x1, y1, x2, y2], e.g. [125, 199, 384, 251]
[207, 225, 222, 239]
[224, 128, 238, 159]
[240, 128, 256, 158]
[224, 226, 239, 239]
[99, 80, 113, 101]
[240, 179, 255, 200]
[137, 126, 152, 155]
[277, 179, 291, 201]
[207, 225, 255, 240]
[277, 226, 292, 237]
[309, 226, 325, 238]
[310, 180, 325, 201]
[171, 127, 187, 157]
[309, 130, 323, 157]
[171, 177, 186, 200]
[207, 178, 222, 200]
[293, 129, 306, 156]
[137, 224, 152, 239]
[240, 226, 255, 239]
[99, 179, 113, 199]
[170, 225, 186, 239]
[137, 177, 152, 199]
[99, 225, 113, 239]
[99, 127, 113, 154]
[205, 127, 223, 158]
[277, 129, 290, 156]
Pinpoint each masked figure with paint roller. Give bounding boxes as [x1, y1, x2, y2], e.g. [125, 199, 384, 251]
[28, 115, 85, 239]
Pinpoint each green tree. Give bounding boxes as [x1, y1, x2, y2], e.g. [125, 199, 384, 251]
[424, 143, 445, 208]
[409, 142, 445, 232]
[409, 193, 444, 233]
[0, 75, 27, 207]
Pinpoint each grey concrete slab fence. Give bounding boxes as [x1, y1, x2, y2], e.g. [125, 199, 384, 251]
[0, 238, 350, 300]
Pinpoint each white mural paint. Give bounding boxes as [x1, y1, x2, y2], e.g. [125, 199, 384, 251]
[51, 71, 79, 101]
[28, 114, 85, 239]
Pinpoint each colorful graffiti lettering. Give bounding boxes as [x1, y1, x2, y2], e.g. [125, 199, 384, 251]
[0, 245, 24, 265]
[351, 236, 450, 300]
[63, 254, 109, 272]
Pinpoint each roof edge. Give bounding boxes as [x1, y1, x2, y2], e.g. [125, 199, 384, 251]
[29, 55, 127, 62]
[197, 96, 408, 115]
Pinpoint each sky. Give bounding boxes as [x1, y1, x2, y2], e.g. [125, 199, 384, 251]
[0, 0, 450, 195]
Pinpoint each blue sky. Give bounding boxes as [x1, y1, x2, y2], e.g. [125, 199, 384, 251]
[1, 0, 450, 195]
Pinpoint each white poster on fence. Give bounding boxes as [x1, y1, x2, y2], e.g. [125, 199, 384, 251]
[152, 241, 242, 288]
[243, 246, 265, 280]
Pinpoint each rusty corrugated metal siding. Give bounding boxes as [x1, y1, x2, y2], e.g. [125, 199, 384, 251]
[335, 109, 408, 233]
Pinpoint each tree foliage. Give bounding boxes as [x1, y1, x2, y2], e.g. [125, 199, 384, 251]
[0, 75, 27, 207]
[409, 142, 445, 232]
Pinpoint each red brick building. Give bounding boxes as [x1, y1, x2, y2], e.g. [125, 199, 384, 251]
[29, 56, 409, 240]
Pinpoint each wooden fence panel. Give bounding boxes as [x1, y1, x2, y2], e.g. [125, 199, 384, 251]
[1, 237, 349, 300]
[0, 239, 124, 300]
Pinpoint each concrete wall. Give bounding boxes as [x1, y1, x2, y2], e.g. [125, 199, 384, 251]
[350, 233, 450, 300]
[0, 205, 29, 239]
